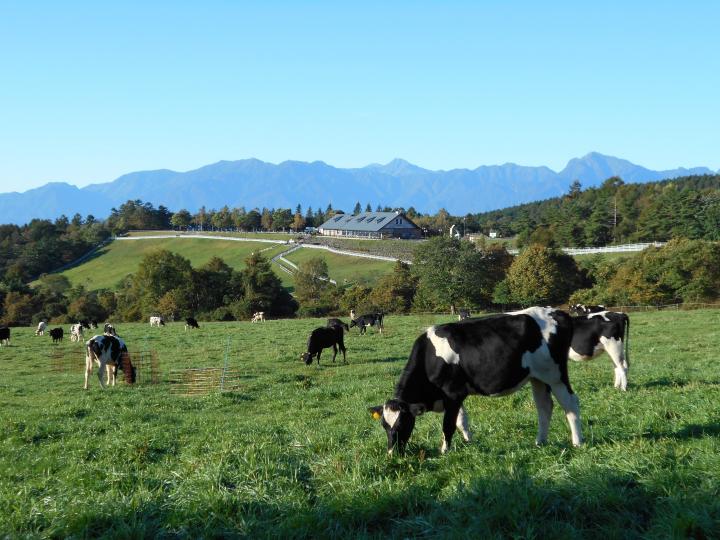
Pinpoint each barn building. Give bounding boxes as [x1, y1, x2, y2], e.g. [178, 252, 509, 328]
[318, 211, 422, 239]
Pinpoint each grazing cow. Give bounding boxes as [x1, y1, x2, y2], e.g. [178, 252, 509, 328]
[70, 323, 84, 342]
[49, 327, 64, 343]
[103, 323, 117, 336]
[149, 316, 165, 327]
[84, 334, 136, 389]
[327, 318, 350, 332]
[90, 320, 98, 329]
[0, 326, 9, 346]
[350, 313, 384, 335]
[301, 326, 347, 365]
[251, 312, 265, 323]
[185, 317, 200, 331]
[570, 304, 606, 315]
[457, 309, 472, 321]
[570, 311, 630, 391]
[36, 321, 48, 336]
[369, 307, 582, 455]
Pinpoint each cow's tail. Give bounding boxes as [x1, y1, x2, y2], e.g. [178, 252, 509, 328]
[623, 313, 630, 369]
[86, 339, 99, 365]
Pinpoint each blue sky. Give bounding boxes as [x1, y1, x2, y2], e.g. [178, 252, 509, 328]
[1, 1, 718, 192]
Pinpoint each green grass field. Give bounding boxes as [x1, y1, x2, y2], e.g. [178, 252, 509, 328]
[56, 239, 288, 291]
[1, 311, 718, 538]
[53, 238, 397, 293]
[284, 249, 396, 287]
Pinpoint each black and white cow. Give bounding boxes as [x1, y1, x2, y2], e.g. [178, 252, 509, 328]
[570, 311, 630, 391]
[185, 317, 200, 331]
[350, 313, 384, 335]
[301, 326, 347, 365]
[327, 318, 350, 332]
[569, 304, 606, 316]
[457, 309, 472, 321]
[49, 327, 64, 343]
[36, 321, 48, 336]
[149, 316, 165, 327]
[369, 307, 583, 455]
[70, 323, 85, 342]
[0, 326, 9, 347]
[84, 334, 136, 389]
[103, 323, 118, 336]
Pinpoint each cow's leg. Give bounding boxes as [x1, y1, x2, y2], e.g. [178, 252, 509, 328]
[97, 360, 106, 389]
[340, 343, 347, 363]
[549, 382, 582, 447]
[456, 406, 471, 442]
[602, 338, 628, 391]
[441, 401, 461, 453]
[531, 378, 554, 445]
[84, 354, 92, 389]
[331, 344, 337, 363]
[316, 350, 321, 366]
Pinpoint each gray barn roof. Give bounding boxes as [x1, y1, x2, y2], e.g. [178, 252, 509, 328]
[318, 211, 418, 232]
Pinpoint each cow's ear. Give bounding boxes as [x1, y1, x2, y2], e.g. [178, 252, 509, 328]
[368, 406, 383, 420]
[409, 404, 426, 417]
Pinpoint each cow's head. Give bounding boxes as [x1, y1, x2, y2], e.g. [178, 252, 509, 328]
[349, 319, 358, 328]
[301, 352, 313, 365]
[369, 399, 425, 455]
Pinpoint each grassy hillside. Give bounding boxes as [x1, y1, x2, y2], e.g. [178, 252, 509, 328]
[0, 311, 718, 537]
[284, 248, 396, 287]
[54, 236, 398, 292]
[58, 239, 287, 290]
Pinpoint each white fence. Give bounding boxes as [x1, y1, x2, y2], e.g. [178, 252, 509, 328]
[507, 242, 666, 256]
[300, 243, 411, 264]
[115, 234, 287, 245]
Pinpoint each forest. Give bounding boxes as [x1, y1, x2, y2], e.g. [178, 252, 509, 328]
[469, 174, 720, 247]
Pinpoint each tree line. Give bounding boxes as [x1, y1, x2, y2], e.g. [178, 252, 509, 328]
[469, 174, 720, 247]
[3, 235, 720, 327]
[3, 173, 720, 325]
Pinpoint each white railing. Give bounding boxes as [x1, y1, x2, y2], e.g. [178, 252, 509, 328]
[116, 234, 287, 245]
[507, 242, 666, 256]
[300, 243, 411, 264]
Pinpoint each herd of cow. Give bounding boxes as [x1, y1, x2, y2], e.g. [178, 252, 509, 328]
[1, 302, 629, 455]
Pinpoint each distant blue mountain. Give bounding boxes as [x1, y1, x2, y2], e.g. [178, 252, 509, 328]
[0, 153, 715, 224]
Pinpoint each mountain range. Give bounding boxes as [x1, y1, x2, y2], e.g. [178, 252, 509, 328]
[0, 152, 716, 224]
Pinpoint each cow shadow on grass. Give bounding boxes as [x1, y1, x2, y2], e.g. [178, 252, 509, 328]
[49, 465, 717, 538]
[641, 420, 720, 441]
[360, 355, 406, 365]
[640, 377, 713, 389]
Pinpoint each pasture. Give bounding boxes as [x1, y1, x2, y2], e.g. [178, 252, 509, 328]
[284, 248, 396, 287]
[55, 239, 288, 291]
[0, 311, 718, 538]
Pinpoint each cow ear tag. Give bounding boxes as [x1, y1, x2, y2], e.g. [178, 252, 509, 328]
[372, 411, 381, 420]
